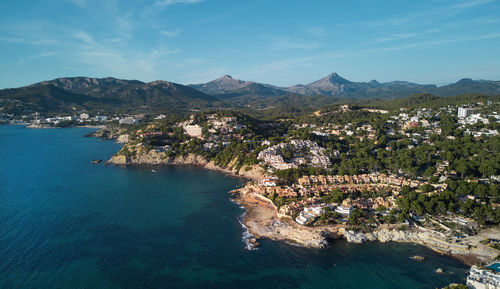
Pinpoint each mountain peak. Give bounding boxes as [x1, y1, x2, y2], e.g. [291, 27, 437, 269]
[220, 74, 233, 79]
[456, 78, 474, 84]
[317, 72, 350, 84]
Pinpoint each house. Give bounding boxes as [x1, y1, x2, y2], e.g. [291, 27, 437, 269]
[183, 124, 203, 138]
[259, 176, 278, 187]
[119, 117, 137, 125]
[335, 206, 353, 216]
[296, 211, 315, 225]
[467, 265, 500, 289]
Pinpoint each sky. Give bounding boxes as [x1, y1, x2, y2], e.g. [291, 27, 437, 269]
[0, 0, 499, 89]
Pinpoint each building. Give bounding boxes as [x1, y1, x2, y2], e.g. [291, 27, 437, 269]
[80, 113, 89, 120]
[467, 265, 500, 289]
[458, 107, 472, 118]
[119, 117, 137, 125]
[183, 124, 203, 138]
[295, 205, 329, 225]
[259, 176, 278, 187]
[296, 211, 315, 225]
[95, 115, 108, 122]
[335, 206, 353, 216]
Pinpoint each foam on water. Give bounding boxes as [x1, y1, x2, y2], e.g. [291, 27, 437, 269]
[230, 198, 258, 250]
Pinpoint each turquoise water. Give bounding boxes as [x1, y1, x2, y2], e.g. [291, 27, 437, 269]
[0, 125, 468, 289]
[488, 263, 500, 272]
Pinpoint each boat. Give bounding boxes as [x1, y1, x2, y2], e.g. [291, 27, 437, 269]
[410, 255, 425, 261]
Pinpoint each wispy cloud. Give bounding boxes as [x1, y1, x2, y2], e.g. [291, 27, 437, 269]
[155, 0, 204, 8]
[368, 33, 500, 53]
[73, 31, 97, 46]
[453, 0, 494, 8]
[161, 29, 182, 37]
[249, 56, 317, 75]
[262, 35, 320, 50]
[247, 32, 500, 78]
[306, 27, 327, 37]
[192, 7, 241, 24]
[18, 51, 58, 64]
[68, 29, 181, 79]
[370, 29, 442, 45]
[0, 36, 58, 45]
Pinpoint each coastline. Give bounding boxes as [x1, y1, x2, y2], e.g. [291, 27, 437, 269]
[231, 187, 499, 266]
[107, 150, 499, 266]
[107, 150, 266, 181]
[94, 129, 498, 267]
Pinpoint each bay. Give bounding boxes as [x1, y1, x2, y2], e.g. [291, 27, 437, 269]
[0, 126, 468, 289]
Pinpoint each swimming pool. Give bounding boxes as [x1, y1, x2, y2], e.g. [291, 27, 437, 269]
[487, 263, 500, 272]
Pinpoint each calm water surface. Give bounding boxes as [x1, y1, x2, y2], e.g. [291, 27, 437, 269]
[0, 126, 468, 289]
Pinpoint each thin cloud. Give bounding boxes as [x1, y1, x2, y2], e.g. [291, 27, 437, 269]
[155, 0, 204, 7]
[370, 33, 500, 52]
[247, 32, 500, 77]
[161, 29, 182, 37]
[0, 36, 58, 45]
[73, 31, 97, 46]
[262, 35, 321, 50]
[453, 0, 494, 8]
[370, 29, 442, 45]
[306, 27, 327, 37]
[18, 51, 58, 64]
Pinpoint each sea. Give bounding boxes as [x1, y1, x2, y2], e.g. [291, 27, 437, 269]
[0, 125, 468, 289]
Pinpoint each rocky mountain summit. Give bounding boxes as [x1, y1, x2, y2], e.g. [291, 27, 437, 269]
[189, 75, 289, 99]
[191, 72, 500, 99]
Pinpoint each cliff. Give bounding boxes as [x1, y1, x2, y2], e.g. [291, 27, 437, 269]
[107, 145, 266, 181]
[86, 126, 129, 142]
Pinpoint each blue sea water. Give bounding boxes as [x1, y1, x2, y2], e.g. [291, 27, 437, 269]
[0, 125, 468, 289]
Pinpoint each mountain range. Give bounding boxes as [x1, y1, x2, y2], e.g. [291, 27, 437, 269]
[0, 77, 217, 114]
[1, 73, 499, 114]
[189, 72, 500, 99]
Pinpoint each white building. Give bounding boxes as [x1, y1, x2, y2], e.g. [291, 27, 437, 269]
[335, 206, 353, 216]
[119, 117, 137, 125]
[467, 265, 500, 289]
[184, 124, 203, 138]
[458, 107, 473, 118]
[95, 115, 108, 122]
[80, 113, 89, 120]
[295, 205, 331, 225]
[295, 211, 315, 225]
[259, 176, 278, 187]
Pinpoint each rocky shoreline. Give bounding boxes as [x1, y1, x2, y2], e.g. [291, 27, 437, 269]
[92, 127, 498, 267]
[231, 188, 499, 266]
[107, 150, 266, 181]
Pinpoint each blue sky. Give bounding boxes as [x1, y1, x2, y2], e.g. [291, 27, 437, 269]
[0, 0, 499, 89]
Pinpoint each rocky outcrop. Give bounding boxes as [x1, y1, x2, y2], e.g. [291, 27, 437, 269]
[115, 134, 129, 143]
[108, 146, 266, 180]
[337, 226, 497, 265]
[342, 230, 368, 244]
[204, 160, 266, 181]
[86, 127, 128, 142]
[108, 148, 207, 166]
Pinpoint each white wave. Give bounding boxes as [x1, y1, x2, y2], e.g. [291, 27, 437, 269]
[229, 197, 258, 250]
